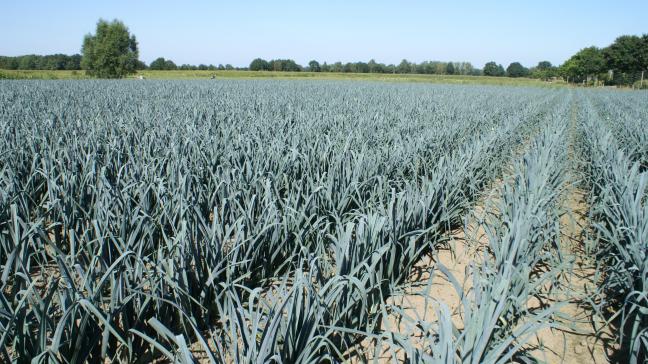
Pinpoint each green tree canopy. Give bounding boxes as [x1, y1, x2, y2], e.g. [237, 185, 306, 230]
[483, 61, 505, 76]
[0, 54, 82, 70]
[330, 62, 343, 72]
[150, 57, 178, 70]
[643, 34, 648, 70]
[560, 46, 605, 82]
[536, 61, 553, 70]
[81, 19, 139, 78]
[308, 60, 321, 72]
[149, 57, 166, 70]
[164, 59, 177, 70]
[530, 61, 557, 80]
[506, 62, 529, 77]
[367, 59, 381, 73]
[18, 56, 38, 70]
[603, 35, 647, 73]
[250, 58, 270, 71]
[268, 59, 301, 72]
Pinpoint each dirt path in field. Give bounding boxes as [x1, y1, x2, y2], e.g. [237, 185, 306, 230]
[524, 98, 615, 363]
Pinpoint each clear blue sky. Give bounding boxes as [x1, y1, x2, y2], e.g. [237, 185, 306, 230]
[1, 0, 646, 68]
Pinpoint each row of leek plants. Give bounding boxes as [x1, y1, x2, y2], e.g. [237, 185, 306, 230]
[577, 94, 648, 363]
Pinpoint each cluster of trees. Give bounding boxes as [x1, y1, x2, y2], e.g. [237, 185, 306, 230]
[250, 58, 302, 72]
[250, 58, 481, 75]
[250, 58, 558, 79]
[149, 57, 178, 70]
[529, 61, 558, 80]
[506, 62, 530, 77]
[314, 59, 479, 75]
[149, 57, 242, 71]
[482, 62, 506, 77]
[0, 54, 82, 70]
[483, 61, 559, 79]
[178, 63, 237, 70]
[246, 38, 647, 84]
[560, 34, 648, 85]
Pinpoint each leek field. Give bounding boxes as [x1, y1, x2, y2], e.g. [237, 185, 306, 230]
[0, 80, 646, 363]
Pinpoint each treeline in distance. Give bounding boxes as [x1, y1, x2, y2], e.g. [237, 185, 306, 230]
[0, 54, 82, 71]
[1, 31, 646, 86]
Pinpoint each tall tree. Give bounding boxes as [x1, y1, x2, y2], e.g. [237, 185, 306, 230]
[81, 19, 139, 78]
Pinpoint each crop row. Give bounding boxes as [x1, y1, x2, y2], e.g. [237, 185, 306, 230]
[577, 93, 648, 363]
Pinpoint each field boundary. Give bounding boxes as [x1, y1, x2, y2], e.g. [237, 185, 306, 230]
[0, 69, 566, 87]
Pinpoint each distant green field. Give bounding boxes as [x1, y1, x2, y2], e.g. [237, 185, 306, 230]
[0, 69, 563, 87]
[0, 69, 90, 80]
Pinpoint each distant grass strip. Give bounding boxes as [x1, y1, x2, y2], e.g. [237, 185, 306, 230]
[0, 69, 564, 87]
